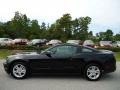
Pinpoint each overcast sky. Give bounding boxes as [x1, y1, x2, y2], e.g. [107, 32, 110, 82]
[0, 0, 120, 35]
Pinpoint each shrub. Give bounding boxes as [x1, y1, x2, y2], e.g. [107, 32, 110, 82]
[97, 47, 120, 52]
[0, 45, 48, 50]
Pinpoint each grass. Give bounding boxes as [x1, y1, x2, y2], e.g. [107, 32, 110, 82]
[0, 49, 119, 61]
[0, 49, 12, 59]
[114, 52, 120, 61]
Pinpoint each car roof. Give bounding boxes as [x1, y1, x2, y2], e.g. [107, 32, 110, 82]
[55, 43, 98, 51]
[57, 43, 81, 46]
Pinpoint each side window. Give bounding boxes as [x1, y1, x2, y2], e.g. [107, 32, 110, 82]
[50, 45, 77, 56]
[82, 48, 93, 53]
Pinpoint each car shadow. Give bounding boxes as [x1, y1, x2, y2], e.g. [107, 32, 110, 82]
[101, 73, 119, 81]
[28, 73, 84, 80]
[24, 73, 117, 81]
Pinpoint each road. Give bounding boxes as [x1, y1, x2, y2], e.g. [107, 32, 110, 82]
[0, 60, 120, 90]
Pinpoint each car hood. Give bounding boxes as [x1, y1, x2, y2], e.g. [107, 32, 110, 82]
[15, 51, 39, 55]
[7, 51, 41, 60]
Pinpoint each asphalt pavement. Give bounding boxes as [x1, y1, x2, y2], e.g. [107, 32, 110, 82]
[0, 60, 120, 90]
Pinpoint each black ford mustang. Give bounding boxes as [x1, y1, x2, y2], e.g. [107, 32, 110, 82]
[3, 44, 116, 81]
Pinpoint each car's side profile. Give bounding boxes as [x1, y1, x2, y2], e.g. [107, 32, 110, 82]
[3, 44, 116, 81]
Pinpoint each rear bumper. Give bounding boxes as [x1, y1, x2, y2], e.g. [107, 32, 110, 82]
[3, 62, 10, 74]
[103, 60, 116, 73]
[104, 65, 116, 73]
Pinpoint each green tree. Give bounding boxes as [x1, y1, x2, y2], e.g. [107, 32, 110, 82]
[114, 33, 120, 41]
[27, 20, 40, 39]
[105, 29, 113, 41]
[58, 13, 72, 40]
[88, 31, 93, 39]
[0, 22, 9, 37]
[47, 13, 72, 41]
[97, 32, 106, 40]
[96, 29, 113, 41]
[72, 16, 91, 40]
[40, 22, 47, 38]
[0, 11, 93, 41]
[4, 11, 30, 38]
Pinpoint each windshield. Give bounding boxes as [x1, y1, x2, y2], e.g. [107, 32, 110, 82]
[40, 46, 53, 54]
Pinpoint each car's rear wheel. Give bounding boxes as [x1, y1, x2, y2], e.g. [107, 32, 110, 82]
[84, 64, 102, 81]
[10, 62, 29, 79]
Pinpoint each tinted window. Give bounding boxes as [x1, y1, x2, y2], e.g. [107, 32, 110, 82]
[50, 45, 77, 56]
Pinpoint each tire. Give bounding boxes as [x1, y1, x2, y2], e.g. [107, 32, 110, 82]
[10, 62, 29, 79]
[84, 63, 102, 81]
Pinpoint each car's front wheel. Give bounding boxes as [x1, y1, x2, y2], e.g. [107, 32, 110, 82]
[10, 62, 29, 79]
[84, 64, 102, 81]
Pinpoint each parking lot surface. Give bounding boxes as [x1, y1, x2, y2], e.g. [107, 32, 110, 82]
[0, 60, 120, 90]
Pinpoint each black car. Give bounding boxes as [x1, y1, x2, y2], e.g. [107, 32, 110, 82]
[3, 44, 116, 81]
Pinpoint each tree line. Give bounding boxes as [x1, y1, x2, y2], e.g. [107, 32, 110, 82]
[0, 11, 120, 42]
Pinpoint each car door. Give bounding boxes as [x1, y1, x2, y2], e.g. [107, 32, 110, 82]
[48, 45, 78, 72]
[29, 54, 52, 72]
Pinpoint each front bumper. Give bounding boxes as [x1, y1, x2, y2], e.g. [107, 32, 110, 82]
[3, 62, 10, 74]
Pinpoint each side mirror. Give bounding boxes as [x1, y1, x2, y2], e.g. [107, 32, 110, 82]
[45, 51, 52, 57]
